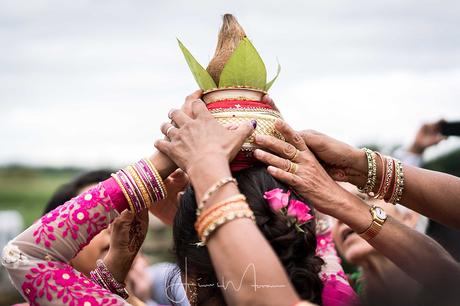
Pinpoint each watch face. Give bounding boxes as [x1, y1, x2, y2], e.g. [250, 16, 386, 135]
[374, 207, 387, 219]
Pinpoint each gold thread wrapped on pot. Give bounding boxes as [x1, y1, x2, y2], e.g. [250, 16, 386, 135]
[210, 108, 284, 150]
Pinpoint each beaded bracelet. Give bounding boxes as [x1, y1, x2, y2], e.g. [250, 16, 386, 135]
[90, 259, 129, 299]
[358, 148, 377, 194]
[196, 177, 238, 216]
[195, 194, 246, 226]
[200, 205, 255, 245]
[358, 149, 405, 204]
[112, 158, 167, 213]
[196, 201, 249, 238]
[195, 195, 255, 245]
[388, 159, 404, 204]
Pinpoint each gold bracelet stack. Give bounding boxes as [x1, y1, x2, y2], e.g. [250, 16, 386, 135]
[358, 148, 377, 194]
[196, 177, 238, 216]
[388, 159, 404, 204]
[359, 148, 405, 204]
[194, 194, 255, 245]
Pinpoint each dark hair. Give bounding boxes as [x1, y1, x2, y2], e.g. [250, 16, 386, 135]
[43, 170, 113, 215]
[172, 166, 324, 305]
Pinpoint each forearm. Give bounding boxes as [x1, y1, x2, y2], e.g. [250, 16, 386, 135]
[2, 183, 127, 305]
[345, 149, 460, 229]
[399, 165, 460, 228]
[189, 160, 301, 306]
[2, 153, 171, 305]
[333, 193, 460, 286]
[371, 217, 460, 286]
[208, 219, 300, 306]
[148, 151, 176, 179]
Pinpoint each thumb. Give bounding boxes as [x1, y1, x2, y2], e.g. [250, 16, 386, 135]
[228, 120, 256, 161]
[235, 120, 257, 140]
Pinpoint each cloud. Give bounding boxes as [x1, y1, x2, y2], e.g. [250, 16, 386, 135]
[1, 0, 459, 166]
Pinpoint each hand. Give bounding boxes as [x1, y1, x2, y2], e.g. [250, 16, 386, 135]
[262, 94, 280, 112]
[150, 90, 204, 175]
[181, 90, 203, 117]
[149, 169, 189, 225]
[253, 120, 349, 215]
[155, 100, 256, 173]
[299, 129, 368, 188]
[408, 120, 446, 154]
[104, 209, 149, 283]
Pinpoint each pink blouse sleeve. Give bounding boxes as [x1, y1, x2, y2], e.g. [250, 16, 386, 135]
[316, 215, 359, 306]
[1, 179, 130, 306]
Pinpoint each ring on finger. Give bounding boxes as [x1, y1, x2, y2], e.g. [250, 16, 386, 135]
[287, 161, 298, 174]
[290, 149, 300, 161]
[166, 126, 176, 138]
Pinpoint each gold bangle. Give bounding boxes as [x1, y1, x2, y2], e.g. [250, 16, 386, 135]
[197, 177, 238, 216]
[358, 148, 377, 194]
[373, 152, 386, 198]
[200, 207, 255, 245]
[111, 173, 135, 212]
[378, 157, 394, 200]
[126, 165, 152, 209]
[145, 158, 167, 200]
[389, 159, 404, 204]
[197, 201, 250, 238]
[196, 194, 246, 224]
[197, 200, 248, 233]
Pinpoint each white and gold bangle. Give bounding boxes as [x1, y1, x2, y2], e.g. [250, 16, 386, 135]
[389, 159, 404, 204]
[359, 148, 377, 194]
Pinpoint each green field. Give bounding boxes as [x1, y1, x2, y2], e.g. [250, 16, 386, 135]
[0, 167, 80, 227]
[1, 146, 459, 228]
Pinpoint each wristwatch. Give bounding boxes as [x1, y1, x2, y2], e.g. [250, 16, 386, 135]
[359, 205, 387, 241]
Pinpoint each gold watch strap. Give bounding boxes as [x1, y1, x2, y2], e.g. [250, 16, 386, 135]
[359, 221, 383, 241]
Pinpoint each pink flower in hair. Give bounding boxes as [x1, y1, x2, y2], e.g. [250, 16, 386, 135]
[287, 199, 313, 224]
[263, 188, 290, 212]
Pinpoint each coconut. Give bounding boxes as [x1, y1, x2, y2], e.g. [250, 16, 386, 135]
[206, 14, 247, 84]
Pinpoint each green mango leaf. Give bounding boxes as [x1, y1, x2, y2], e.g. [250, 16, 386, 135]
[219, 37, 267, 90]
[177, 39, 217, 91]
[265, 61, 281, 91]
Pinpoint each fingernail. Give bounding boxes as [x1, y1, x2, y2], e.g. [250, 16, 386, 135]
[254, 134, 261, 142]
[251, 119, 257, 129]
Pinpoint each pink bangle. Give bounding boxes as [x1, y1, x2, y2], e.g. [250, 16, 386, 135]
[118, 169, 144, 212]
[137, 159, 164, 202]
[111, 158, 167, 213]
[90, 259, 129, 300]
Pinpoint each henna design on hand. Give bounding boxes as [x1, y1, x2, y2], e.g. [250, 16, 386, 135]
[128, 216, 144, 253]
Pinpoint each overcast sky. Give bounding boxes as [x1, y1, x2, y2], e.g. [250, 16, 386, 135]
[1, 0, 460, 167]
